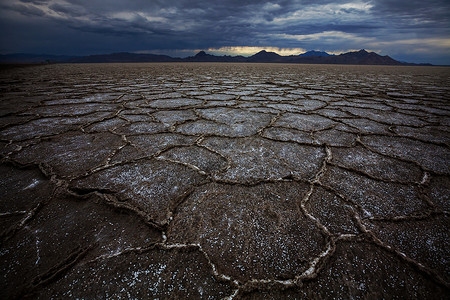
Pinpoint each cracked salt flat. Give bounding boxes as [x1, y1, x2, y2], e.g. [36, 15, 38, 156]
[0, 63, 449, 299]
[168, 182, 325, 281]
[201, 136, 324, 183]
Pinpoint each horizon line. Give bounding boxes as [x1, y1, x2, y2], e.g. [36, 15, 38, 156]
[0, 48, 374, 58]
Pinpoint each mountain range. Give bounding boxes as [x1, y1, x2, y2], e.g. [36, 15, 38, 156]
[0, 49, 431, 65]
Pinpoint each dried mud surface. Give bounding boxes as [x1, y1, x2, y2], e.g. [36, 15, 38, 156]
[1, 63, 449, 299]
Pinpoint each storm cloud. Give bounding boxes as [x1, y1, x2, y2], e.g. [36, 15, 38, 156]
[0, 0, 449, 64]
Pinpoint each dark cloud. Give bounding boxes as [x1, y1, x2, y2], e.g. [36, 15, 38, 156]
[48, 3, 84, 16]
[373, 0, 450, 17]
[0, 0, 449, 64]
[7, 3, 45, 16]
[19, 0, 50, 4]
[371, 0, 450, 30]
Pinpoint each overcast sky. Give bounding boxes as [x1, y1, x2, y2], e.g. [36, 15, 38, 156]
[1, 0, 449, 64]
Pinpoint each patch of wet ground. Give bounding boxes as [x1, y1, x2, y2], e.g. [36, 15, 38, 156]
[0, 63, 449, 299]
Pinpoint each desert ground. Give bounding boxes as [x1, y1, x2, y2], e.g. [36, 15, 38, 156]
[0, 63, 449, 299]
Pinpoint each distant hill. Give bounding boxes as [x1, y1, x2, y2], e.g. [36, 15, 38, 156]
[330, 49, 401, 65]
[183, 49, 403, 65]
[0, 49, 430, 65]
[299, 50, 333, 57]
[247, 50, 283, 62]
[184, 50, 247, 62]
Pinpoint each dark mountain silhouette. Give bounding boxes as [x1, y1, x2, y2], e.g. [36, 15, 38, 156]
[281, 49, 402, 65]
[299, 50, 333, 57]
[184, 50, 247, 62]
[331, 49, 401, 65]
[247, 50, 282, 62]
[0, 49, 431, 65]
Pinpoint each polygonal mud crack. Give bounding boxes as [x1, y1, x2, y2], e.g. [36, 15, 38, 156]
[320, 166, 428, 218]
[331, 145, 423, 183]
[168, 182, 326, 282]
[274, 113, 335, 131]
[31, 103, 117, 117]
[367, 216, 450, 282]
[313, 128, 357, 147]
[342, 107, 430, 127]
[176, 107, 273, 137]
[127, 133, 197, 155]
[152, 110, 198, 126]
[305, 186, 359, 235]
[1, 63, 449, 299]
[0, 113, 110, 141]
[202, 136, 325, 183]
[157, 145, 228, 173]
[339, 118, 391, 135]
[425, 175, 450, 211]
[70, 160, 207, 225]
[107, 133, 198, 165]
[243, 241, 448, 299]
[35, 246, 234, 299]
[361, 135, 450, 174]
[0, 191, 161, 299]
[147, 98, 203, 108]
[0, 164, 52, 216]
[113, 121, 168, 135]
[261, 127, 316, 145]
[11, 131, 123, 178]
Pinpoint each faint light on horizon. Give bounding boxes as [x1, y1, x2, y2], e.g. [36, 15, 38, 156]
[205, 46, 307, 56]
[134, 47, 381, 57]
[134, 47, 309, 57]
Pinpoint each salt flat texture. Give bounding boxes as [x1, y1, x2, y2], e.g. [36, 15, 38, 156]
[0, 63, 449, 299]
